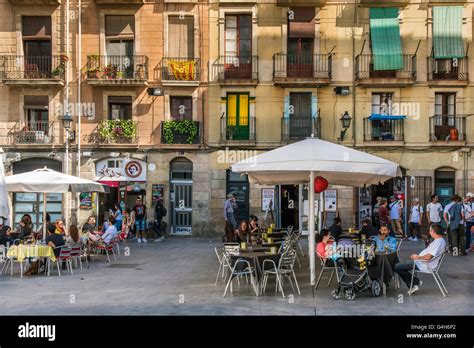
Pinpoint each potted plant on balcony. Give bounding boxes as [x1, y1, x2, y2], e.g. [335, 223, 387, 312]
[162, 120, 198, 144]
[103, 63, 118, 79]
[52, 63, 65, 78]
[87, 67, 101, 79]
[98, 119, 137, 143]
[226, 125, 236, 140]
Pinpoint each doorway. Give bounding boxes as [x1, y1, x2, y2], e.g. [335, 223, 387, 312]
[279, 184, 299, 229]
[226, 93, 250, 140]
[170, 158, 193, 235]
[226, 170, 249, 225]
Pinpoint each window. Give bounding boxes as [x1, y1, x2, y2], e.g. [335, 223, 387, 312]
[22, 16, 52, 77]
[107, 160, 123, 168]
[225, 15, 251, 58]
[435, 93, 455, 116]
[433, 93, 456, 139]
[170, 96, 192, 121]
[168, 16, 194, 58]
[24, 95, 49, 132]
[372, 93, 393, 115]
[108, 96, 132, 120]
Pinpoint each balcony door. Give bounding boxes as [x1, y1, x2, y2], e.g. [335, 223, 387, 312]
[227, 93, 249, 140]
[287, 7, 315, 78]
[22, 16, 52, 78]
[224, 14, 252, 79]
[289, 93, 312, 139]
[371, 93, 395, 140]
[434, 93, 456, 140]
[433, 59, 459, 80]
[108, 96, 132, 120]
[170, 96, 192, 121]
[168, 16, 194, 58]
[105, 16, 135, 78]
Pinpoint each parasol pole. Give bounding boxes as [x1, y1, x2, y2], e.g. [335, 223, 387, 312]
[309, 170, 316, 286]
[43, 192, 47, 241]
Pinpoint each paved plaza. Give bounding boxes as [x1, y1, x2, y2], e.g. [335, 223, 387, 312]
[0, 237, 473, 316]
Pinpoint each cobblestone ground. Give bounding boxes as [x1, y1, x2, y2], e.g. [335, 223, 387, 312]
[0, 237, 472, 315]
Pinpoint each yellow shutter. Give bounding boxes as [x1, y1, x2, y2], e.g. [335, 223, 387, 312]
[239, 94, 249, 126]
[227, 94, 237, 126]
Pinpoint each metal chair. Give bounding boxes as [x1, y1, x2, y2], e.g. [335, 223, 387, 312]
[49, 246, 73, 276]
[315, 251, 338, 289]
[222, 249, 257, 297]
[69, 246, 83, 270]
[214, 246, 231, 285]
[262, 248, 300, 297]
[0, 245, 7, 274]
[409, 249, 449, 297]
[94, 241, 116, 263]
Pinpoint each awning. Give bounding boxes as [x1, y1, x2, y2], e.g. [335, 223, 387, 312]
[370, 8, 403, 71]
[369, 114, 406, 120]
[98, 180, 120, 188]
[433, 6, 464, 59]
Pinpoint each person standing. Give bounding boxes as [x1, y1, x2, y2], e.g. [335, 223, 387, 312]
[408, 198, 423, 241]
[378, 199, 390, 230]
[113, 203, 123, 232]
[373, 196, 382, 229]
[389, 196, 404, 238]
[426, 194, 442, 226]
[462, 193, 474, 254]
[444, 195, 465, 255]
[154, 199, 166, 242]
[224, 193, 237, 242]
[133, 197, 147, 243]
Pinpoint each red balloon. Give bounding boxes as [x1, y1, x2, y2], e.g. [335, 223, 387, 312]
[314, 176, 328, 193]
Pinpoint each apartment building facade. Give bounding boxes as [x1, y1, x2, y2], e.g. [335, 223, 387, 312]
[1, 0, 474, 236]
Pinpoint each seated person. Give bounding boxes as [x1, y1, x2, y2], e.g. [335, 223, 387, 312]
[46, 224, 65, 258]
[82, 216, 96, 235]
[373, 225, 397, 252]
[0, 225, 11, 245]
[360, 218, 378, 239]
[235, 220, 250, 244]
[54, 219, 66, 235]
[98, 216, 119, 245]
[328, 217, 342, 241]
[394, 224, 447, 295]
[316, 229, 333, 259]
[249, 215, 260, 243]
[65, 225, 85, 248]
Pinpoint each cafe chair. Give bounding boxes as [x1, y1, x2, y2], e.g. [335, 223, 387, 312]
[49, 246, 73, 276]
[94, 242, 116, 263]
[214, 247, 231, 285]
[315, 252, 338, 289]
[409, 249, 449, 298]
[262, 248, 300, 298]
[222, 255, 257, 298]
[0, 245, 7, 274]
[223, 243, 240, 256]
[69, 246, 83, 270]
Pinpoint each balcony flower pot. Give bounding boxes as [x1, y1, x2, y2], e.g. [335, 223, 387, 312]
[450, 128, 459, 141]
[162, 120, 198, 144]
[87, 68, 100, 79]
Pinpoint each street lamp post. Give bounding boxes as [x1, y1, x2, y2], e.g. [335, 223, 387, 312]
[339, 111, 352, 141]
[62, 113, 72, 227]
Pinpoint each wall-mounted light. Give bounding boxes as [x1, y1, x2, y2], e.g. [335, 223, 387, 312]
[339, 111, 352, 141]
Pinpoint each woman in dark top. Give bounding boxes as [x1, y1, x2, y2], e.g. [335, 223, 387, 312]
[16, 215, 33, 240]
[235, 220, 251, 243]
[0, 225, 11, 245]
[249, 215, 260, 243]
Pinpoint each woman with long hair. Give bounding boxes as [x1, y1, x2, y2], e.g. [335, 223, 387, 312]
[316, 229, 333, 259]
[235, 220, 250, 243]
[65, 225, 84, 248]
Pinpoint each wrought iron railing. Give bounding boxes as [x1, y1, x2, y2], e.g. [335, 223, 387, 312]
[11, 121, 55, 144]
[281, 113, 321, 141]
[427, 57, 468, 81]
[86, 55, 148, 80]
[429, 115, 465, 142]
[355, 54, 416, 80]
[216, 55, 258, 81]
[0, 55, 65, 80]
[161, 57, 200, 81]
[220, 115, 256, 141]
[273, 53, 332, 80]
[363, 118, 404, 141]
[160, 120, 201, 144]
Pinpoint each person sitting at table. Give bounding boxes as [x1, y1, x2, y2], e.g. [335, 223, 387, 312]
[97, 216, 119, 245]
[235, 220, 250, 244]
[46, 224, 65, 258]
[54, 219, 66, 235]
[15, 215, 33, 241]
[394, 224, 447, 295]
[65, 225, 85, 248]
[360, 218, 379, 239]
[373, 225, 397, 253]
[316, 229, 334, 259]
[249, 215, 260, 243]
[0, 225, 11, 245]
[329, 217, 343, 241]
[82, 216, 96, 235]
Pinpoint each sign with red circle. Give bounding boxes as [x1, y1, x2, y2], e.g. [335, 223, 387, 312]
[125, 161, 142, 178]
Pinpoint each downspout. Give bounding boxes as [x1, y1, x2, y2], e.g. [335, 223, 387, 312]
[351, 2, 357, 147]
[78, 0, 82, 177]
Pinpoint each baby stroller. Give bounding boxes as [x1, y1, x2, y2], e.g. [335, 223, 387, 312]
[331, 239, 381, 301]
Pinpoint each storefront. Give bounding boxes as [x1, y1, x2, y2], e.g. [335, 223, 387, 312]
[95, 157, 147, 226]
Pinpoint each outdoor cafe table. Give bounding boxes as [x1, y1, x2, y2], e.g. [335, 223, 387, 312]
[230, 251, 280, 296]
[368, 251, 399, 295]
[6, 244, 57, 276]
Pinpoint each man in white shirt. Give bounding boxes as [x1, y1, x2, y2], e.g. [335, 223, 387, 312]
[426, 194, 442, 225]
[394, 224, 447, 295]
[389, 196, 404, 238]
[463, 193, 474, 254]
[408, 198, 424, 242]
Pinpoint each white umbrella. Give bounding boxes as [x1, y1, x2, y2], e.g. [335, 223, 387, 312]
[0, 160, 10, 227]
[5, 167, 106, 239]
[231, 138, 401, 285]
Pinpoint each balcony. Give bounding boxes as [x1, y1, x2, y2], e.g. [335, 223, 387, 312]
[276, 0, 326, 6]
[429, 115, 466, 144]
[359, 0, 410, 6]
[355, 54, 416, 87]
[363, 117, 404, 144]
[161, 57, 201, 86]
[87, 119, 139, 146]
[216, 55, 258, 86]
[86, 55, 148, 86]
[281, 115, 321, 142]
[220, 116, 256, 145]
[273, 53, 332, 87]
[160, 120, 201, 146]
[427, 57, 468, 86]
[94, 0, 143, 3]
[10, 0, 61, 4]
[2, 121, 56, 146]
[0, 55, 65, 86]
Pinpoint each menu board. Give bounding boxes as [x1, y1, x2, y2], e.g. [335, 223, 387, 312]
[80, 192, 92, 209]
[358, 186, 372, 228]
[261, 188, 275, 211]
[324, 189, 337, 211]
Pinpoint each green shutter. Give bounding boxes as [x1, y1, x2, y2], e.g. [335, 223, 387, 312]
[433, 6, 464, 59]
[370, 8, 403, 71]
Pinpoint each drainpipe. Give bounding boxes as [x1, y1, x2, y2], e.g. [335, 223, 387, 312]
[351, 2, 357, 147]
[78, 0, 81, 177]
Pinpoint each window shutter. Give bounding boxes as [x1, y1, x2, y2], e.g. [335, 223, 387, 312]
[105, 15, 135, 39]
[169, 16, 194, 58]
[289, 7, 315, 39]
[22, 16, 51, 39]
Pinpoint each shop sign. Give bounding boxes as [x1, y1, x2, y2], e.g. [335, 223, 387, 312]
[95, 158, 147, 181]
